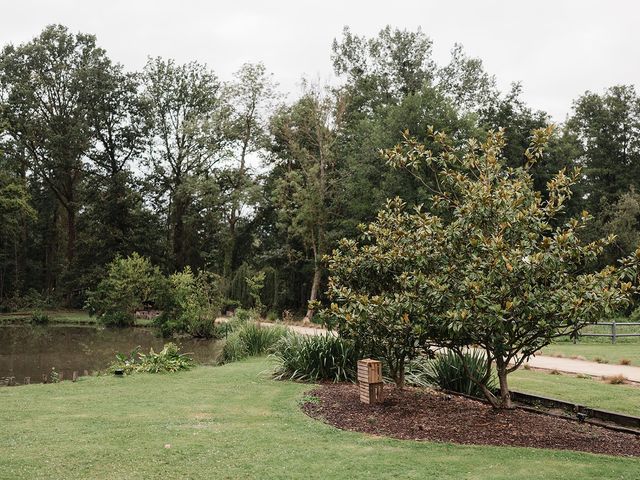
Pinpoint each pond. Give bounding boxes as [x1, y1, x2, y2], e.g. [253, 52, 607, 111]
[0, 324, 223, 385]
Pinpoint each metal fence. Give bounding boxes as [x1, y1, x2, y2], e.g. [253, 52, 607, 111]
[578, 321, 640, 344]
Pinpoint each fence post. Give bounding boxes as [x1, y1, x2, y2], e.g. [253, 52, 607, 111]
[612, 320, 617, 344]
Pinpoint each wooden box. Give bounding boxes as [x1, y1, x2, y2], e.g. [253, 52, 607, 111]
[357, 359, 382, 384]
[359, 382, 384, 404]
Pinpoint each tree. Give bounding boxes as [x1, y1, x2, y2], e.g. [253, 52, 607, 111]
[0, 156, 36, 299]
[218, 63, 277, 276]
[269, 84, 343, 321]
[142, 57, 225, 270]
[332, 26, 436, 106]
[568, 85, 640, 210]
[85, 252, 166, 327]
[84, 63, 150, 255]
[323, 197, 440, 388]
[326, 126, 639, 407]
[0, 25, 111, 268]
[436, 43, 497, 112]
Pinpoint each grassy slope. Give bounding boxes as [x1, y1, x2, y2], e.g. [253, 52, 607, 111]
[510, 369, 640, 416]
[1, 358, 637, 480]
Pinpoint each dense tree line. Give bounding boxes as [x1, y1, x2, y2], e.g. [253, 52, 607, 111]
[1, 24, 639, 318]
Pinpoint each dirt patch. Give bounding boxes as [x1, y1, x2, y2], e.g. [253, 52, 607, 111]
[302, 383, 640, 457]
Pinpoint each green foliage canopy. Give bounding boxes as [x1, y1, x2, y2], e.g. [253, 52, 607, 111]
[325, 126, 640, 406]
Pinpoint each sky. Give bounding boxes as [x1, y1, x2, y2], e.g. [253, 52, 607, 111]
[1, 0, 638, 122]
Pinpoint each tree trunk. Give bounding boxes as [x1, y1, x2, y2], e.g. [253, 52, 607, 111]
[495, 357, 513, 409]
[394, 357, 405, 389]
[223, 218, 237, 278]
[66, 206, 76, 265]
[172, 194, 187, 270]
[303, 264, 322, 322]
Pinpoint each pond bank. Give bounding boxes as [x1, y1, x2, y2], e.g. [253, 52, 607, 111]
[0, 324, 222, 384]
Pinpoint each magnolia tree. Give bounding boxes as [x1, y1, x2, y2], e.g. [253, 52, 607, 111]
[324, 126, 640, 407]
[324, 200, 444, 388]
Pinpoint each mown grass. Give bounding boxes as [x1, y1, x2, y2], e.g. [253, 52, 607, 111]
[0, 358, 637, 480]
[540, 318, 640, 366]
[541, 343, 640, 367]
[510, 368, 640, 416]
[0, 309, 153, 326]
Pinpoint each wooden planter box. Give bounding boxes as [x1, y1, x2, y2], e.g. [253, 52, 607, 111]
[357, 359, 383, 404]
[357, 359, 382, 384]
[359, 382, 384, 404]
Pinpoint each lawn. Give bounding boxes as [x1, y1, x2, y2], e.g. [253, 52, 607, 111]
[541, 343, 640, 367]
[510, 368, 640, 416]
[0, 358, 637, 480]
[539, 318, 640, 366]
[0, 309, 153, 326]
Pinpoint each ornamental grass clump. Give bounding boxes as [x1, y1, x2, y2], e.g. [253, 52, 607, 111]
[272, 333, 358, 382]
[109, 343, 194, 374]
[406, 350, 497, 398]
[220, 322, 288, 363]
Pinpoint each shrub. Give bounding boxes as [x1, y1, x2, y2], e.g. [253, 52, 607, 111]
[220, 322, 287, 363]
[406, 350, 497, 398]
[272, 333, 359, 382]
[234, 308, 254, 323]
[221, 299, 241, 314]
[108, 343, 194, 374]
[86, 253, 167, 327]
[30, 311, 49, 325]
[155, 268, 223, 338]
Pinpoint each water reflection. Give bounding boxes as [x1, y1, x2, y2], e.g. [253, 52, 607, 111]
[0, 325, 222, 385]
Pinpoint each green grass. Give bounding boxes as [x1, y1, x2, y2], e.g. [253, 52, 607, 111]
[541, 343, 640, 367]
[0, 358, 637, 479]
[540, 318, 640, 366]
[510, 368, 640, 416]
[0, 309, 153, 326]
[554, 318, 640, 344]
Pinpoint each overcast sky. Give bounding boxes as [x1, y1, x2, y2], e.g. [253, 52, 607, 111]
[1, 0, 638, 122]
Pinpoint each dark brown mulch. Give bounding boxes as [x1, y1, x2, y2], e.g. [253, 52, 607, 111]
[301, 383, 640, 457]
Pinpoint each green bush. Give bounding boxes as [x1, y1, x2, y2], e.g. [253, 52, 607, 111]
[108, 343, 194, 374]
[86, 253, 167, 327]
[155, 268, 223, 338]
[4, 289, 62, 312]
[220, 322, 288, 363]
[272, 333, 358, 382]
[234, 308, 254, 323]
[221, 299, 241, 314]
[30, 310, 50, 325]
[406, 350, 497, 398]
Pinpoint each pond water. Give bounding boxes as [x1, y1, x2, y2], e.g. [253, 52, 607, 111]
[0, 324, 223, 385]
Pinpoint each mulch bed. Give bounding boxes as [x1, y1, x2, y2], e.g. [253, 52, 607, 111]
[301, 383, 640, 457]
